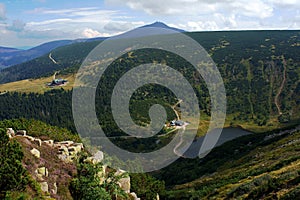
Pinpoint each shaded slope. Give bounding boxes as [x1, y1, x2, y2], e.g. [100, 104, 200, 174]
[157, 126, 300, 199]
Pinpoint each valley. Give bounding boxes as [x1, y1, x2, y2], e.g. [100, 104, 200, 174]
[0, 27, 299, 199]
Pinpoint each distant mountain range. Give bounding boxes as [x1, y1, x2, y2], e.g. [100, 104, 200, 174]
[0, 22, 183, 69]
[0, 38, 108, 69]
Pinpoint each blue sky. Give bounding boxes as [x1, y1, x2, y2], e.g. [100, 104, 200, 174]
[0, 0, 299, 48]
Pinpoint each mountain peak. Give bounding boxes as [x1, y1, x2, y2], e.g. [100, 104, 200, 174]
[141, 21, 185, 32]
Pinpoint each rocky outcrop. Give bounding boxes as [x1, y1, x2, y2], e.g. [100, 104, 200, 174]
[85, 150, 104, 164]
[7, 127, 84, 163]
[51, 182, 57, 195]
[115, 169, 131, 193]
[40, 182, 49, 193]
[6, 128, 140, 200]
[30, 148, 40, 158]
[130, 192, 141, 200]
[6, 128, 15, 138]
[16, 130, 26, 136]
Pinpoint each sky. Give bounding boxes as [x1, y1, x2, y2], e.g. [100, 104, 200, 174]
[0, 0, 299, 49]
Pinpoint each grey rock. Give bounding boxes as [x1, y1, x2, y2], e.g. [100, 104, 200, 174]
[16, 130, 26, 136]
[30, 148, 40, 158]
[40, 182, 48, 193]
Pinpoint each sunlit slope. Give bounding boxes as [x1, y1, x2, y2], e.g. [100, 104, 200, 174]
[0, 74, 75, 93]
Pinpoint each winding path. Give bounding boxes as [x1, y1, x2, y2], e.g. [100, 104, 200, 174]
[172, 99, 182, 120]
[49, 53, 58, 64]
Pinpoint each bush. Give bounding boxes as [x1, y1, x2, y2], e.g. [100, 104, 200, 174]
[0, 128, 28, 198]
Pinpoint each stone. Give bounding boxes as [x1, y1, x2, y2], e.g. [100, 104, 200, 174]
[56, 141, 74, 146]
[16, 130, 26, 136]
[85, 150, 104, 164]
[51, 182, 57, 195]
[58, 154, 72, 163]
[43, 140, 54, 146]
[36, 167, 48, 177]
[130, 192, 140, 200]
[118, 177, 131, 193]
[58, 146, 69, 155]
[40, 182, 49, 193]
[6, 128, 15, 138]
[74, 143, 84, 149]
[115, 169, 130, 193]
[24, 135, 35, 141]
[30, 148, 40, 158]
[34, 138, 42, 146]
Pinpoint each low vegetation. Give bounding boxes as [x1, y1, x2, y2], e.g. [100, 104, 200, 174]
[157, 127, 300, 199]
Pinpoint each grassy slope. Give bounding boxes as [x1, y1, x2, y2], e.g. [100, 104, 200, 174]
[165, 128, 300, 199]
[0, 73, 75, 94]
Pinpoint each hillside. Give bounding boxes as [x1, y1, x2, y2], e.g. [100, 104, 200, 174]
[0, 37, 108, 69]
[0, 73, 75, 93]
[0, 31, 299, 137]
[0, 40, 102, 83]
[1, 121, 300, 199]
[0, 119, 162, 200]
[158, 126, 300, 199]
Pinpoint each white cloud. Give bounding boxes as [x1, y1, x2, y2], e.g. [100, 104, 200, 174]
[106, 0, 300, 31]
[27, 18, 73, 26]
[0, 3, 6, 20]
[82, 28, 102, 38]
[106, 0, 274, 19]
[103, 21, 144, 32]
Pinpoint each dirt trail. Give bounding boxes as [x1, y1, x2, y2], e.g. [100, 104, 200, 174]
[172, 99, 182, 120]
[49, 53, 58, 64]
[275, 57, 287, 115]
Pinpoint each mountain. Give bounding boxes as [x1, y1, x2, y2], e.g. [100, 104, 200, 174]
[0, 22, 181, 69]
[0, 40, 74, 68]
[0, 30, 299, 137]
[0, 46, 21, 53]
[141, 21, 185, 32]
[0, 37, 108, 69]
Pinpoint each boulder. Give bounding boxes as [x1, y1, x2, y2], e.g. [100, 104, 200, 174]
[6, 128, 15, 138]
[43, 140, 54, 146]
[74, 143, 84, 149]
[56, 141, 74, 146]
[16, 130, 26, 136]
[58, 154, 72, 163]
[40, 182, 49, 193]
[24, 135, 35, 141]
[51, 182, 57, 195]
[36, 167, 48, 177]
[58, 146, 68, 154]
[115, 169, 130, 193]
[85, 150, 104, 164]
[30, 148, 40, 158]
[118, 177, 131, 193]
[34, 138, 42, 146]
[130, 192, 140, 200]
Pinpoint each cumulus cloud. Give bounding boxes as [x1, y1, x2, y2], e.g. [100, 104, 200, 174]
[82, 28, 102, 38]
[0, 3, 6, 20]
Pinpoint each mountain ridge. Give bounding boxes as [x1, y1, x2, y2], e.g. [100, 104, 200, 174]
[0, 22, 182, 69]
